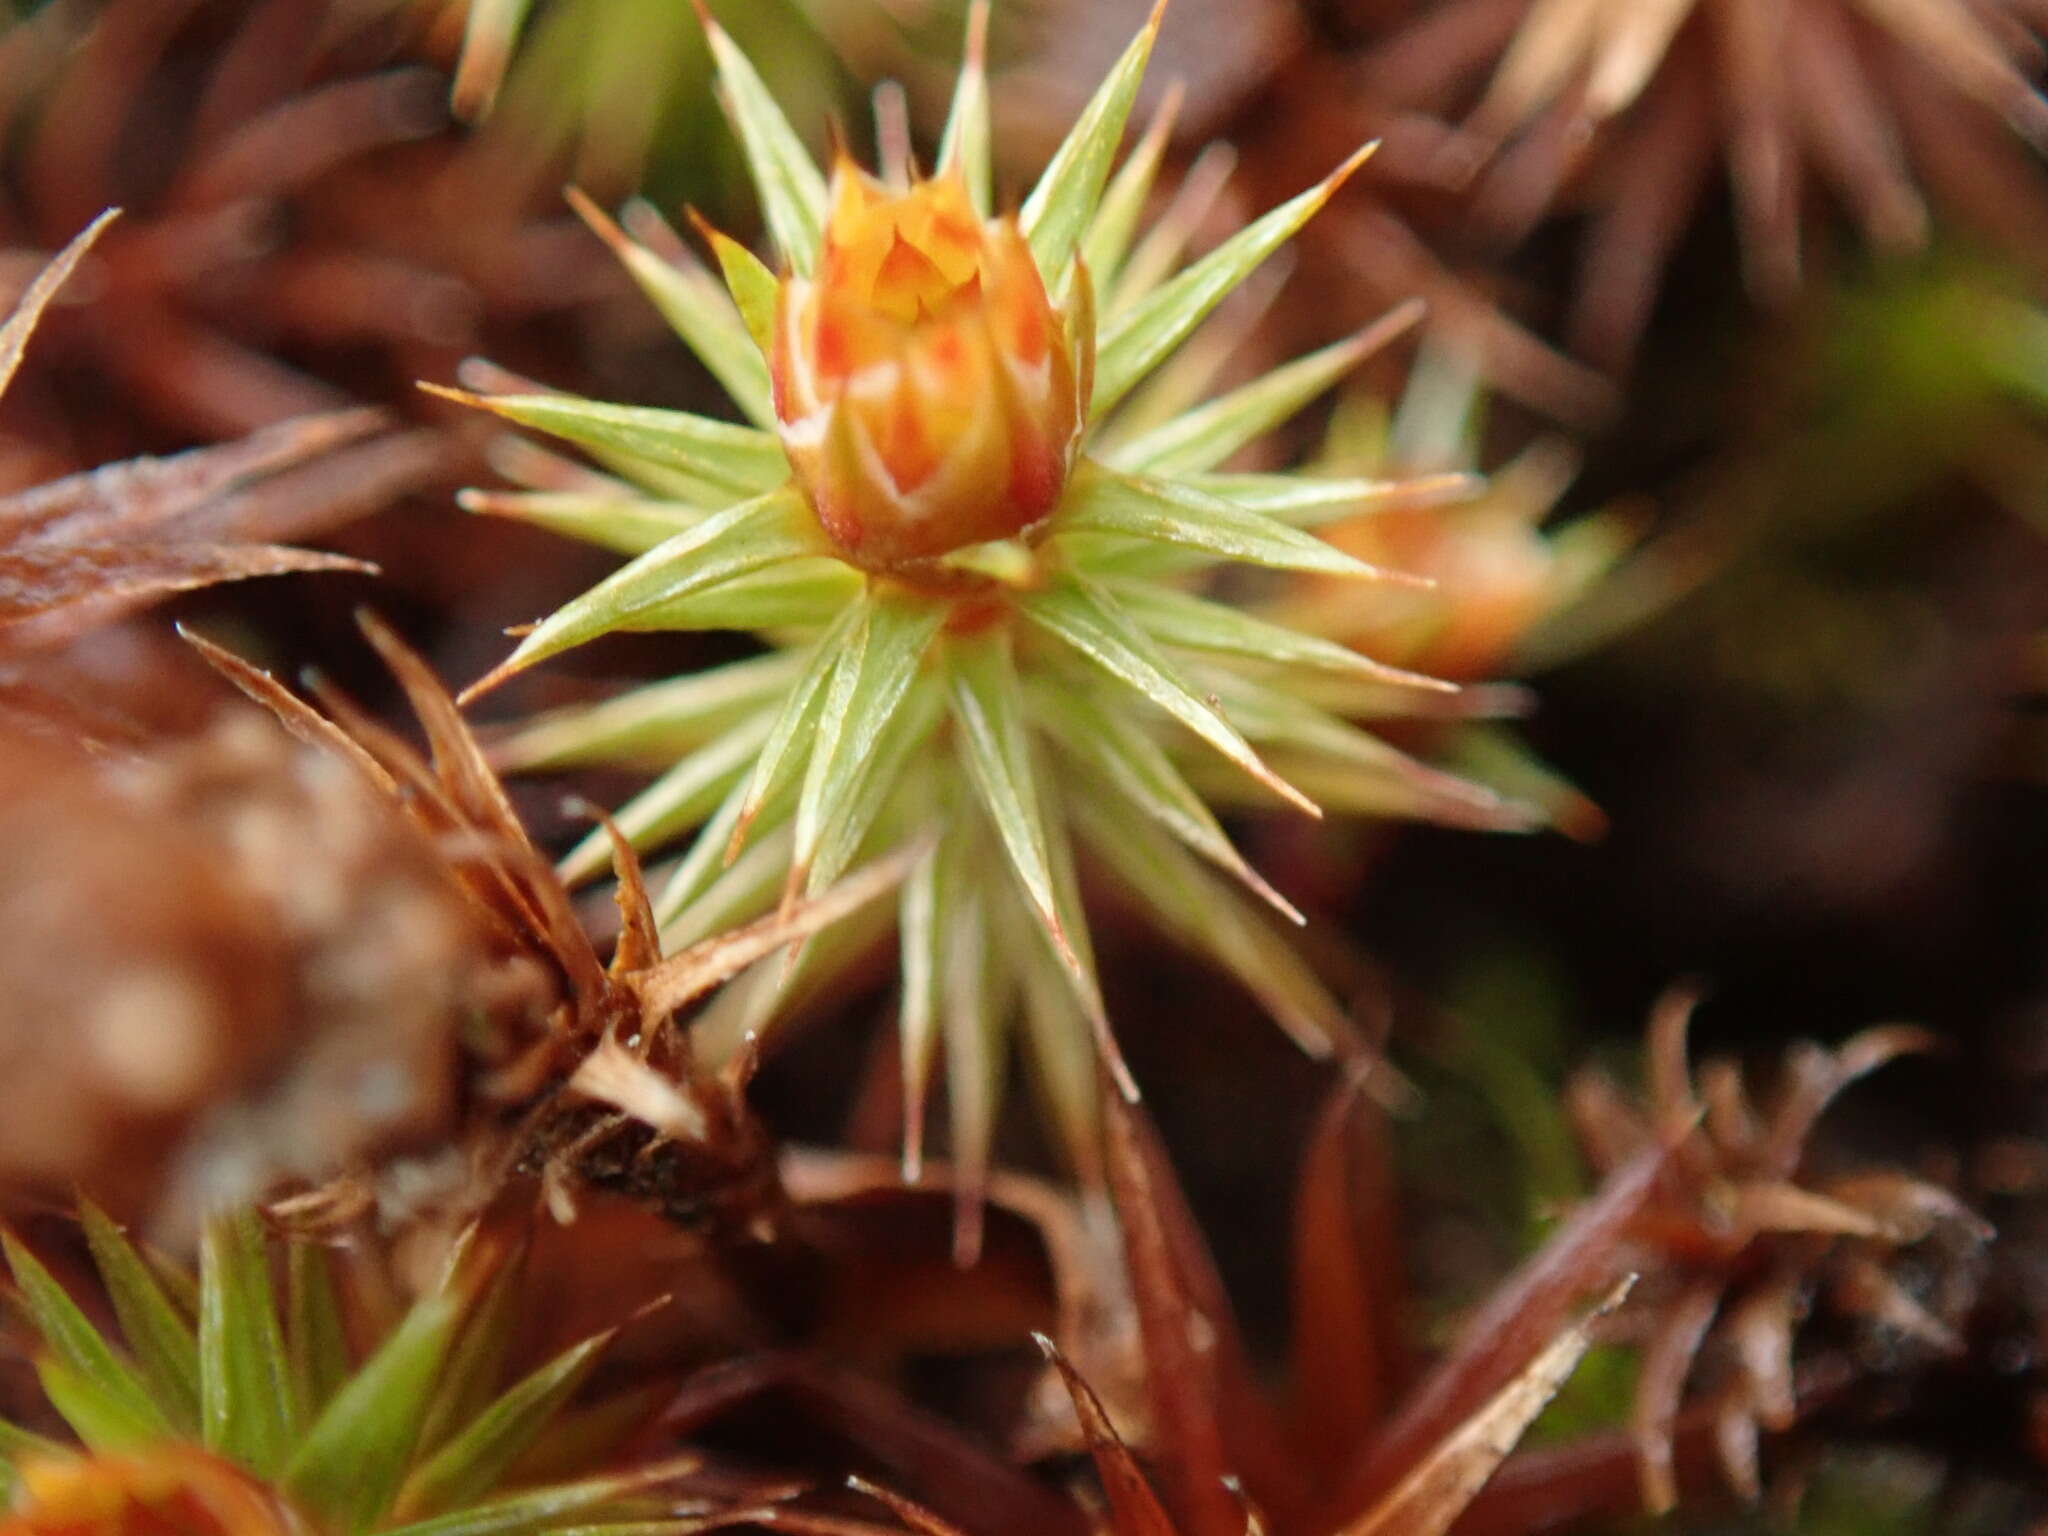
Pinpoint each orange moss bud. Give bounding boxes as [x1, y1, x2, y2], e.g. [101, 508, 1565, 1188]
[772, 163, 1086, 569]
[3, 1449, 302, 1536]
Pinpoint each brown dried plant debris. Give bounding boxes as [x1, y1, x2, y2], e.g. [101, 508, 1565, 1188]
[653, 1075, 1643, 1536]
[189, 614, 923, 1245]
[0, 0, 626, 479]
[0, 707, 484, 1240]
[1360, 0, 2048, 370]
[0, 215, 438, 741]
[1562, 986, 1992, 1514]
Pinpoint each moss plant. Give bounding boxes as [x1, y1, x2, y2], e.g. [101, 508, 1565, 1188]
[0, 1208, 697, 1536]
[438, 2, 1555, 1194]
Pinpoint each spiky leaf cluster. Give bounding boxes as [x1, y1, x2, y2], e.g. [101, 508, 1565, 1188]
[0, 1208, 694, 1536]
[453, 3, 1531, 1187]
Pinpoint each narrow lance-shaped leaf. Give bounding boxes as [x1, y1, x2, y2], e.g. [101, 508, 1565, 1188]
[287, 1241, 352, 1423]
[897, 833, 944, 1181]
[942, 627, 1074, 967]
[1034, 674, 1302, 924]
[1020, 570, 1319, 818]
[936, 0, 993, 216]
[1019, 1, 1164, 283]
[427, 388, 786, 498]
[1061, 464, 1409, 579]
[398, 1330, 615, 1520]
[633, 557, 863, 634]
[493, 651, 802, 773]
[1180, 470, 1480, 526]
[941, 869, 1004, 1266]
[1079, 83, 1183, 289]
[1091, 142, 1377, 418]
[1109, 578, 1453, 692]
[459, 488, 705, 557]
[283, 1295, 461, 1533]
[464, 487, 817, 697]
[377, 1461, 702, 1536]
[199, 1208, 298, 1476]
[802, 677, 943, 900]
[1069, 792, 1351, 1058]
[1111, 300, 1424, 477]
[789, 594, 943, 892]
[694, 213, 779, 360]
[2, 1231, 170, 1449]
[560, 722, 769, 887]
[729, 601, 865, 854]
[698, 4, 827, 272]
[565, 191, 774, 428]
[80, 1203, 202, 1435]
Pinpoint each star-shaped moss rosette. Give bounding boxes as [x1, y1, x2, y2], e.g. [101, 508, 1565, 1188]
[0, 1209, 711, 1536]
[441, 1, 1517, 1190]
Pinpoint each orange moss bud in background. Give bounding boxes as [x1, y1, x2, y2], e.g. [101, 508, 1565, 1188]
[772, 165, 1086, 569]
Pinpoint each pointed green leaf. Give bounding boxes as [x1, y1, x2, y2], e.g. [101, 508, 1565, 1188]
[1091, 144, 1372, 417]
[474, 487, 816, 688]
[1019, 571, 1316, 816]
[199, 1208, 297, 1475]
[413, 1241, 524, 1464]
[560, 721, 770, 886]
[802, 676, 942, 899]
[399, 1331, 614, 1520]
[495, 651, 802, 773]
[1107, 578, 1450, 690]
[1033, 674, 1301, 923]
[659, 817, 791, 944]
[81, 1204, 201, 1435]
[1188, 667, 1528, 828]
[437, 391, 786, 497]
[1060, 464, 1391, 577]
[730, 603, 864, 852]
[653, 774, 761, 931]
[1178, 471, 1477, 526]
[34, 1357, 166, 1453]
[701, 11, 827, 273]
[1019, 7, 1162, 283]
[283, 1296, 459, 1532]
[1069, 793, 1349, 1056]
[940, 870, 1004, 1206]
[1014, 902, 1102, 1175]
[1079, 85, 1181, 291]
[378, 1468, 680, 1536]
[942, 628, 1070, 961]
[790, 594, 943, 881]
[461, 489, 707, 556]
[937, 2, 993, 216]
[1110, 307, 1420, 477]
[897, 836, 943, 1178]
[287, 1241, 351, 1423]
[634, 556, 862, 634]
[570, 193, 774, 428]
[3, 1231, 169, 1447]
[700, 222, 779, 361]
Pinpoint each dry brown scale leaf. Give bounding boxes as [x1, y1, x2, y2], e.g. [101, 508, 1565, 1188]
[0, 215, 440, 743]
[1562, 985, 1992, 1514]
[1350, 0, 2048, 371]
[190, 614, 923, 1248]
[0, 0, 631, 484]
